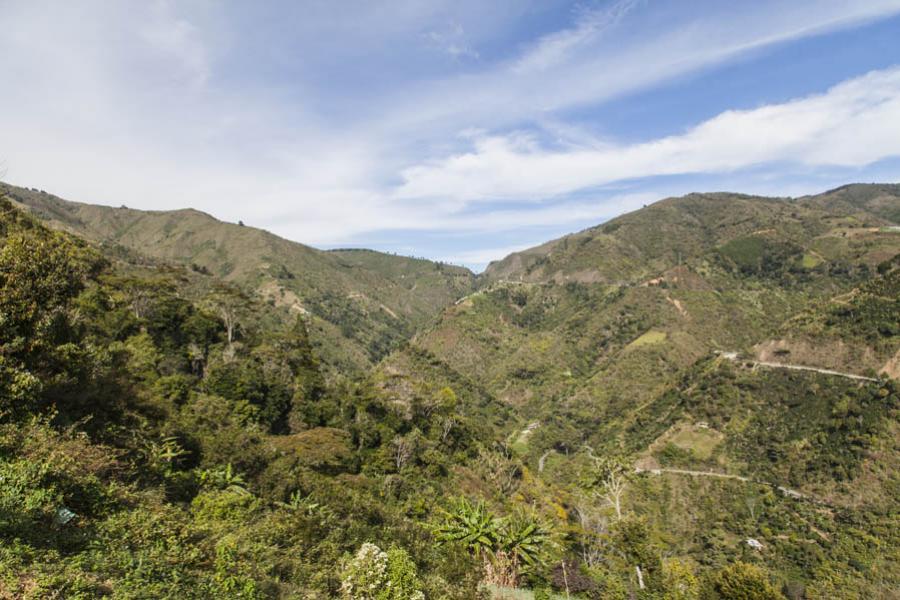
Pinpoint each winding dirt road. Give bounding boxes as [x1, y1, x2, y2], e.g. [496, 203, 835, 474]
[718, 352, 880, 382]
[635, 466, 821, 504]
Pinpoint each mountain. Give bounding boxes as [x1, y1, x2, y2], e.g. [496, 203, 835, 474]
[484, 185, 898, 285]
[1, 183, 474, 373]
[423, 186, 898, 417]
[798, 183, 900, 223]
[1, 182, 898, 598]
[400, 184, 900, 597]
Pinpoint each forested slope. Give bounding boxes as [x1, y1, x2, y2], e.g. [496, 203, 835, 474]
[1, 184, 898, 599]
[2, 183, 474, 374]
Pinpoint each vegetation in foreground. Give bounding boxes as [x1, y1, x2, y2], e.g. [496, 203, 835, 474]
[1, 184, 898, 598]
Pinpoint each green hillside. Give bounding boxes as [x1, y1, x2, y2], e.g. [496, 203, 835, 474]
[423, 187, 898, 426]
[1, 183, 475, 374]
[0, 194, 497, 598]
[404, 185, 899, 596]
[1, 183, 898, 598]
[484, 186, 898, 285]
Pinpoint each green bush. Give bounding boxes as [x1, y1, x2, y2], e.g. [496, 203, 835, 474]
[340, 543, 424, 600]
[708, 562, 785, 600]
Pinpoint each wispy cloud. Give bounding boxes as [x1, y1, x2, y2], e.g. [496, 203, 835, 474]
[513, 0, 643, 73]
[1, 0, 899, 268]
[424, 22, 480, 60]
[394, 67, 900, 202]
[375, 0, 900, 136]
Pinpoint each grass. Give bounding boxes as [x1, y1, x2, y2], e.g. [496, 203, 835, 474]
[719, 235, 768, 269]
[667, 426, 724, 460]
[628, 330, 668, 349]
[800, 253, 823, 269]
[484, 584, 569, 599]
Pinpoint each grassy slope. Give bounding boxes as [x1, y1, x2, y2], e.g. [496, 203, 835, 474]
[2, 183, 475, 372]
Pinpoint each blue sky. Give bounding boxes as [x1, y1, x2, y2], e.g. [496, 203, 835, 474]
[1, 1, 900, 270]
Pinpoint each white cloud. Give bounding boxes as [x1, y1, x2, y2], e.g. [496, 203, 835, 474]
[140, 1, 210, 87]
[256, 191, 650, 245]
[1, 0, 900, 266]
[424, 22, 480, 60]
[513, 0, 643, 73]
[395, 68, 900, 202]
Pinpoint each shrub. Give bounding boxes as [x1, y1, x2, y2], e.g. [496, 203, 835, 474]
[709, 562, 785, 600]
[340, 543, 424, 600]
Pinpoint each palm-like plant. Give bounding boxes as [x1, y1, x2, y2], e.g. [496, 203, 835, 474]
[141, 436, 188, 479]
[198, 463, 250, 495]
[434, 498, 548, 587]
[277, 490, 331, 518]
[499, 513, 548, 568]
[433, 498, 500, 558]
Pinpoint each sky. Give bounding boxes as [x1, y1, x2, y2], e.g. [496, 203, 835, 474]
[1, 1, 900, 271]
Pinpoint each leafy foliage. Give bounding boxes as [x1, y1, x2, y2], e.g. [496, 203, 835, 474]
[1, 184, 899, 597]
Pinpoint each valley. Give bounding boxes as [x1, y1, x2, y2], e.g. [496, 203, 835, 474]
[0, 182, 898, 599]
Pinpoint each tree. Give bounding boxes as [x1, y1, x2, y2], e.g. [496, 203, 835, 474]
[392, 434, 415, 471]
[582, 448, 630, 521]
[0, 228, 100, 353]
[109, 276, 176, 320]
[612, 516, 658, 590]
[205, 283, 251, 352]
[340, 543, 424, 600]
[572, 501, 609, 568]
[657, 559, 699, 600]
[0, 356, 41, 416]
[418, 385, 457, 420]
[382, 546, 424, 600]
[0, 202, 108, 419]
[478, 443, 521, 496]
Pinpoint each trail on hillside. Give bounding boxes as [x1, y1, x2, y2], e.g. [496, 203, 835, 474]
[718, 352, 880, 382]
[635, 466, 824, 505]
[752, 360, 879, 382]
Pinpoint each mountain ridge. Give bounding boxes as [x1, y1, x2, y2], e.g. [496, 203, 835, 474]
[1, 182, 476, 373]
[484, 184, 899, 284]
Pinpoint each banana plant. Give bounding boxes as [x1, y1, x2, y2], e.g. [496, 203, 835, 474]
[435, 498, 548, 566]
[198, 463, 250, 495]
[433, 497, 500, 558]
[499, 512, 548, 568]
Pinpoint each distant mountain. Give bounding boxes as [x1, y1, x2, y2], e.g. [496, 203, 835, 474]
[799, 183, 900, 223]
[484, 185, 899, 285]
[385, 184, 899, 597]
[2, 183, 475, 373]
